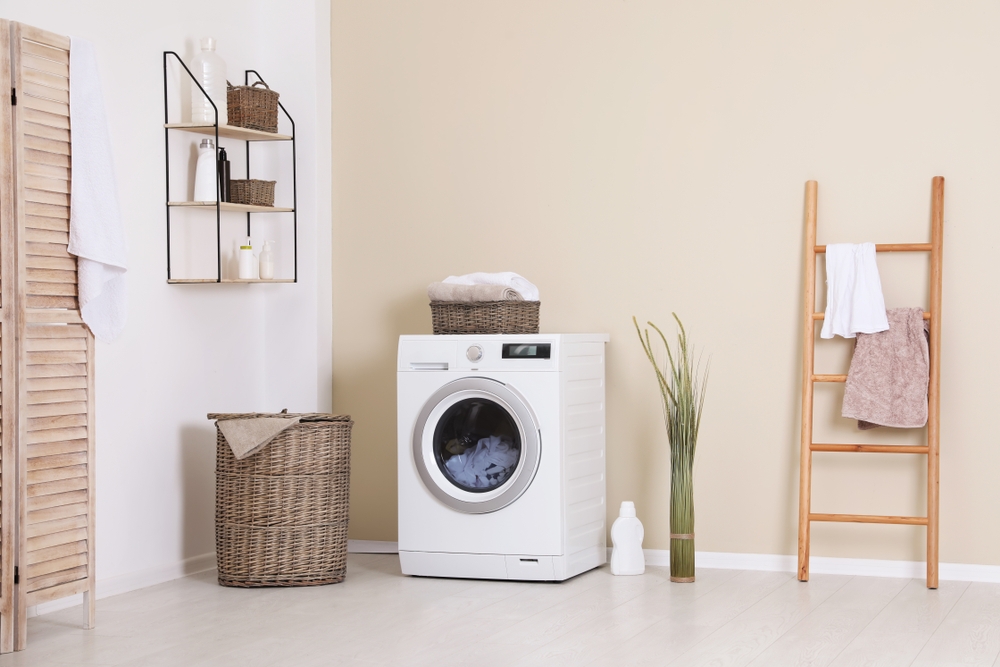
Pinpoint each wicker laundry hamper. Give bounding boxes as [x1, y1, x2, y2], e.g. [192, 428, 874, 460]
[209, 412, 353, 587]
[430, 301, 540, 335]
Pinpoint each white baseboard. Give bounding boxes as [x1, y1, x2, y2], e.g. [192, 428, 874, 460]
[348, 539, 400, 554]
[620, 548, 1000, 583]
[29, 552, 217, 618]
[348, 541, 1000, 582]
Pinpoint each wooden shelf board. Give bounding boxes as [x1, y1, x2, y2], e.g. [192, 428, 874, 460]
[164, 123, 292, 142]
[168, 278, 295, 284]
[168, 202, 294, 213]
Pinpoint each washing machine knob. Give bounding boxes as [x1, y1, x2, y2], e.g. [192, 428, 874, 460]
[466, 345, 484, 362]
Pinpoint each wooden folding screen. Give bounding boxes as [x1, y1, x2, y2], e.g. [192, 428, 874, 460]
[0, 20, 96, 651]
[797, 178, 943, 589]
[0, 18, 16, 657]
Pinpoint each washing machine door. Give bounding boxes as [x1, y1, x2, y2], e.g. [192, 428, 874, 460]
[412, 377, 541, 514]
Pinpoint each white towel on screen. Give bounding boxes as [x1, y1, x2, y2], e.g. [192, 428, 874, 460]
[68, 37, 128, 342]
[820, 243, 889, 339]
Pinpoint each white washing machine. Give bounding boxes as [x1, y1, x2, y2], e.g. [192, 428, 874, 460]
[397, 333, 609, 581]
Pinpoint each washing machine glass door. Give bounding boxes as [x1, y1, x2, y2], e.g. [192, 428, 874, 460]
[413, 377, 540, 514]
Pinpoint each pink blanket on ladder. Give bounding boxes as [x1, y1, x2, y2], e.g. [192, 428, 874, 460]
[842, 307, 929, 430]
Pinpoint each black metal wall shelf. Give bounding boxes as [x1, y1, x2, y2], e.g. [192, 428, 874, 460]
[162, 52, 297, 284]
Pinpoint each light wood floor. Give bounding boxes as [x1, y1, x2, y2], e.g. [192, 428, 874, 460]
[4, 554, 1000, 666]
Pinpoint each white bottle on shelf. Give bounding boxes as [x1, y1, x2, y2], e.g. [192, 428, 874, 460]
[238, 238, 255, 280]
[190, 37, 227, 125]
[258, 240, 275, 280]
[610, 501, 645, 576]
[193, 138, 217, 202]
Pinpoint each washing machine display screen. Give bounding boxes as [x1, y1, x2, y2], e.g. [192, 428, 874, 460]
[433, 398, 522, 492]
[502, 343, 551, 359]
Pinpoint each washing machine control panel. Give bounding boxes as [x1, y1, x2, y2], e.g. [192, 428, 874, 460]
[399, 335, 561, 371]
[458, 340, 557, 370]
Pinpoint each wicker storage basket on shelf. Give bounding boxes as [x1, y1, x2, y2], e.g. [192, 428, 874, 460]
[229, 179, 276, 207]
[430, 301, 540, 335]
[209, 413, 353, 588]
[227, 81, 279, 133]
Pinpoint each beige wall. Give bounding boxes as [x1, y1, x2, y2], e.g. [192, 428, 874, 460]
[332, 1, 1000, 566]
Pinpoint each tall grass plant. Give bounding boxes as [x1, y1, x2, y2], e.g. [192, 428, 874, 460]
[634, 314, 709, 582]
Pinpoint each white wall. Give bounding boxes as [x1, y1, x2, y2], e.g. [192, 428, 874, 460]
[3, 0, 332, 609]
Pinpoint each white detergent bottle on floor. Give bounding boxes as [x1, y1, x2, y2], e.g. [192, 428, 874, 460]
[190, 37, 228, 124]
[610, 501, 645, 576]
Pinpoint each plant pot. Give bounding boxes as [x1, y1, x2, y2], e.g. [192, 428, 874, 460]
[670, 454, 695, 582]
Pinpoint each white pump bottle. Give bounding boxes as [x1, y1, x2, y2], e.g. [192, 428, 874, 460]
[610, 501, 645, 576]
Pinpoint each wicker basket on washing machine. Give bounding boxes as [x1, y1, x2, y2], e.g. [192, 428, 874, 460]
[430, 300, 540, 335]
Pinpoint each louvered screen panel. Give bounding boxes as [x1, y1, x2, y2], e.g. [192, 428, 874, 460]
[24, 322, 90, 601]
[0, 18, 18, 655]
[11, 22, 95, 651]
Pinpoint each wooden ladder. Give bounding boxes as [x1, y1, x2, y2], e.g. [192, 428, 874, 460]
[797, 177, 943, 589]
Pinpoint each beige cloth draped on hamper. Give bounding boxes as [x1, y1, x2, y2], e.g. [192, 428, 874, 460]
[842, 307, 929, 429]
[217, 415, 302, 459]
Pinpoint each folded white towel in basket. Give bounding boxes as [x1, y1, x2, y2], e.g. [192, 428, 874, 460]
[442, 272, 539, 301]
[427, 282, 522, 302]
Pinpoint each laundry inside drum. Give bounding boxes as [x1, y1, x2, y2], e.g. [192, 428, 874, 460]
[433, 398, 522, 492]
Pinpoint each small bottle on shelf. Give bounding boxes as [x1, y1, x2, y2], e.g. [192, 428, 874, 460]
[258, 240, 275, 280]
[193, 138, 217, 202]
[217, 147, 231, 202]
[238, 237, 255, 280]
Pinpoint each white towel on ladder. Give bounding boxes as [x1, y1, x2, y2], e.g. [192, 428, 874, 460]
[820, 243, 889, 339]
[68, 37, 128, 342]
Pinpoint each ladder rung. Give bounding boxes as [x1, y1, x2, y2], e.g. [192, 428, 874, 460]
[814, 243, 932, 253]
[810, 513, 928, 526]
[811, 444, 929, 454]
[813, 374, 846, 382]
[813, 311, 930, 320]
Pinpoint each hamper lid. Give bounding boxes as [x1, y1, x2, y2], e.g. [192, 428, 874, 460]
[207, 412, 351, 423]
